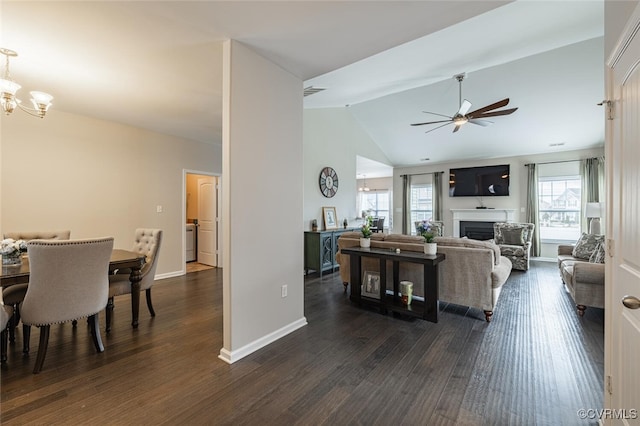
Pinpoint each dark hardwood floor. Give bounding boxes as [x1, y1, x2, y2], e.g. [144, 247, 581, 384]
[1, 261, 604, 425]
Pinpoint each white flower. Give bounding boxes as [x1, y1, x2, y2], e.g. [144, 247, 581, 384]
[0, 238, 27, 255]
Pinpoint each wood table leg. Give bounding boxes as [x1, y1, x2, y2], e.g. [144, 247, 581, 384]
[349, 253, 361, 303]
[424, 264, 439, 323]
[129, 266, 143, 328]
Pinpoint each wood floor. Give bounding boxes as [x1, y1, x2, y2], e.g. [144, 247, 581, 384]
[1, 261, 604, 425]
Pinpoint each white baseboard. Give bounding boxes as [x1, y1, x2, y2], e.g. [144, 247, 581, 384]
[155, 270, 184, 280]
[218, 317, 308, 364]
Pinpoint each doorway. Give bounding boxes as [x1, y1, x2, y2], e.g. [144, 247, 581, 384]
[185, 171, 221, 273]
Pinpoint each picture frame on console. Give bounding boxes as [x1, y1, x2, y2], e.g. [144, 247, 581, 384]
[362, 270, 381, 299]
[323, 206, 338, 230]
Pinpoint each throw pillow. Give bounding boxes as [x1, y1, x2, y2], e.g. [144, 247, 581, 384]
[502, 228, 525, 245]
[589, 242, 606, 263]
[573, 233, 605, 260]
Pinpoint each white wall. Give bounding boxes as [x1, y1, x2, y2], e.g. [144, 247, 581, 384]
[220, 40, 305, 363]
[0, 110, 221, 276]
[393, 147, 604, 257]
[303, 108, 391, 230]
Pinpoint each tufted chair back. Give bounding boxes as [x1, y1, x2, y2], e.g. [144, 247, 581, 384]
[131, 228, 162, 291]
[3, 231, 71, 241]
[20, 237, 114, 373]
[106, 229, 162, 333]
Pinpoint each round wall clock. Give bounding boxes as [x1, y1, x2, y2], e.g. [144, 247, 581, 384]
[319, 166, 339, 198]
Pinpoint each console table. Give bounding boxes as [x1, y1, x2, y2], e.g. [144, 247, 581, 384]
[341, 246, 445, 323]
[304, 228, 357, 277]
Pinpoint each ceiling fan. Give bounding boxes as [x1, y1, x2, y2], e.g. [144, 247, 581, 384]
[411, 73, 518, 134]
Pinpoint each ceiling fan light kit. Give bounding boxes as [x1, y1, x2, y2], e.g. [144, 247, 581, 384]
[411, 73, 517, 134]
[0, 47, 53, 118]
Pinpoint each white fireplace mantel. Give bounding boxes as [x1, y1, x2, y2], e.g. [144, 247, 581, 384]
[451, 209, 516, 237]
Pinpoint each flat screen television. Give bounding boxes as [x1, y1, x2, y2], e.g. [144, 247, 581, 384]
[449, 164, 510, 197]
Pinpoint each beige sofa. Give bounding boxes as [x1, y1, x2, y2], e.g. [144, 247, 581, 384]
[557, 244, 605, 316]
[336, 232, 512, 322]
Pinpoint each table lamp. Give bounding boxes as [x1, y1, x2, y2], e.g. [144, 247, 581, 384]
[585, 202, 603, 235]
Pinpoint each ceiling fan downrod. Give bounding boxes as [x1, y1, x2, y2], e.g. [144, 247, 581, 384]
[455, 73, 466, 109]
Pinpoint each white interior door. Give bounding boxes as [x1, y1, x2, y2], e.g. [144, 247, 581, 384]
[606, 5, 640, 421]
[197, 176, 217, 266]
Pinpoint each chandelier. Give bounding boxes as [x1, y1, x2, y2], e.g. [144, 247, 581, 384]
[0, 48, 53, 118]
[358, 175, 370, 192]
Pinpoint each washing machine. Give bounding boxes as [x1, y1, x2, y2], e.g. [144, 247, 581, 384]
[186, 223, 196, 262]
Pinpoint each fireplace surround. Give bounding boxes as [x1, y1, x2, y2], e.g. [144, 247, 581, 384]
[451, 209, 516, 238]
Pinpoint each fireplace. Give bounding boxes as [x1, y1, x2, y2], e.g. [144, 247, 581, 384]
[451, 209, 516, 237]
[460, 221, 495, 240]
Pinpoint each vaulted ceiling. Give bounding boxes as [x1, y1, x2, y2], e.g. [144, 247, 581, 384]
[1, 1, 604, 172]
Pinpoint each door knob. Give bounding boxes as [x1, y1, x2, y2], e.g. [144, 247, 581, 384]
[622, 295, 640, 309]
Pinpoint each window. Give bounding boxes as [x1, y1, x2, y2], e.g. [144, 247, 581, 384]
[409, 184, 432, 234]
[359, 190, 389, 223]
[538, 176, 581, 241]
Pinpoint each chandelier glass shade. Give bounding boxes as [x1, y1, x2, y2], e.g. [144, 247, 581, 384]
[0, 48, 53, 118]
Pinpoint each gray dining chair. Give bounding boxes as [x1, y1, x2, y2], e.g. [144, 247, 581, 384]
[20, 237, 114, 374]
[2, 231, 71, 353]
[1, 291, 13, 363]
[107, 229, 162, 332]
[3, 231, 71, 241]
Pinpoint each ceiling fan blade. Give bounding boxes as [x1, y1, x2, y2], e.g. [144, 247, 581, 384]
[467, 98, 510, 117]
[411, 119, 452, 126]
[424, 122, 453, 134]
[471, 107, 518, 119]
[457, 99, 472, 116]
[469, 119, 493, 127]
[452, 124, 462, 133]
[422, 110, 453, 119]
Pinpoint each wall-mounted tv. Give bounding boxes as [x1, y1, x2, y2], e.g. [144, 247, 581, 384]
[449, 164, 510, 197]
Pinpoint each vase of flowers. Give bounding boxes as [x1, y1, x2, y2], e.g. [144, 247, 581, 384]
[416, 220, 437, 255]
[1, 238, 27, 266]
[360, 216, 373, 248]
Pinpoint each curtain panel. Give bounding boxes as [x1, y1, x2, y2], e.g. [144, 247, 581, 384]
[402, 174, 411, 235]
[432, 171, 444, 221]
[525, 163, 541, 257]
[580, 157, 605, 233]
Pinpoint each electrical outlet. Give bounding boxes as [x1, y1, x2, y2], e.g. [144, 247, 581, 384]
[281, 285, 287, 298]
[156, 205, 163, 213]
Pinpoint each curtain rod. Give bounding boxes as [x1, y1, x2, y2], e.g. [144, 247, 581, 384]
[524, 157, 601, 167]
[400, 171, 445, 177]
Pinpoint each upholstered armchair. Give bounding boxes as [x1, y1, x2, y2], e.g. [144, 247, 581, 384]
[20, 237, 114, 373]
[414, 220, 445, 237]
[107, 228, 162, 332]
[493, 222, 535, 271]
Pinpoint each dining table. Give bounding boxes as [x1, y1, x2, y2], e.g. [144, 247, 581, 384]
[1, 249, 147, 328]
